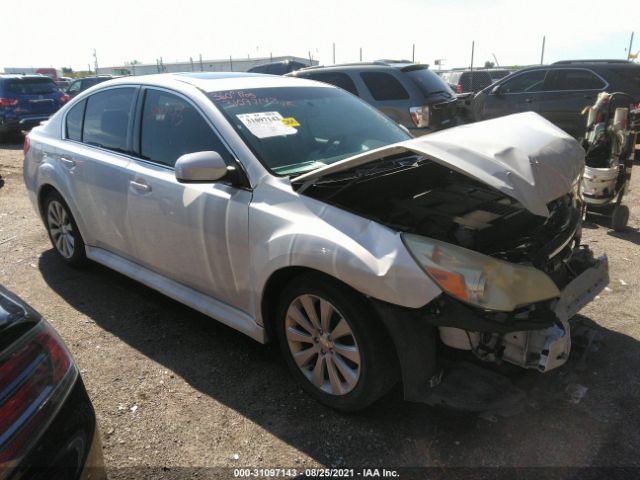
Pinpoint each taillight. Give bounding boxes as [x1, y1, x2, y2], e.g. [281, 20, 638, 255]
[0, 321, 76, 465]
[60, 94, 70, 104]
[23, 135, 30, 156]
[409, 105, 430, 129]
[455, 84, 463, 94]
[0, 98, 18, 108]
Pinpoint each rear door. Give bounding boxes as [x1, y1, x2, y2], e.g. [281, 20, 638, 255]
[536, 68, 607, 137]
[60, 86, 139, 257]
[480, 69, 548, 120]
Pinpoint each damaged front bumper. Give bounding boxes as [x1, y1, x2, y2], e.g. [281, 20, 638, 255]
[438, 255, 608, 372]
[374, 248, 609, 409]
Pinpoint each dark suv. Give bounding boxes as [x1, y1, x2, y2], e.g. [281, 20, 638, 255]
[66, 76, 114, 98]
[0, 75, 68, 140]
[473, 60, 640, 138]
[289, 62, 458, 135]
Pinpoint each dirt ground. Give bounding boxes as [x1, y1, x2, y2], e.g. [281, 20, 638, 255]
[1, 139, 640, 478]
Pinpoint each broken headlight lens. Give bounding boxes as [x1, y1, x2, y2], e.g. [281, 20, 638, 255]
[402, 233, 560, 311]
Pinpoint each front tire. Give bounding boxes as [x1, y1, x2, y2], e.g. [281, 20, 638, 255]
[275, 273, 398, 411]
[43, 191, 87, 267]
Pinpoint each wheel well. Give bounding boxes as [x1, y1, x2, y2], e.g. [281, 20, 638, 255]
[261, 266, 315, 342]
[260, 266, 394, 345]
[37, 184, 57, 219]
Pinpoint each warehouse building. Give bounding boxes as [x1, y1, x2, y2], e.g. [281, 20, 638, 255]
[96, 55, 317, 76]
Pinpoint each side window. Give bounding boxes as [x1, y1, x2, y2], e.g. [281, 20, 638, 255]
[360, 72, 409, 101]
[500, 70, 547, 93]
[65, 99, 86, 141]
[140, 89, 231, 168]
[67, 81, 81, 94]
[83, 88, 136, 152]
[304, 72, 358, 96]
[545, 69, 606, 91]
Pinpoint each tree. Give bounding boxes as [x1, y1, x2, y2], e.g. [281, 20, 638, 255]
[484, 61, 495, 68]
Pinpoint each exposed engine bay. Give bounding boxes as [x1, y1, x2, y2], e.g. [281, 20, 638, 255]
[301, 153, 583, 283]
[300, 152, 607, 373]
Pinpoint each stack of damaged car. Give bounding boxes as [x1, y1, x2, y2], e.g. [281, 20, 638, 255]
[23, 73, 608, 412]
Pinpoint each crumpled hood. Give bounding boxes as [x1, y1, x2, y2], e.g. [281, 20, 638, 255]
[294, 112, 585, 217]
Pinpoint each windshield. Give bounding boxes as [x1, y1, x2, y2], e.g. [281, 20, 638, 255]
[208, 87, 410, 176]
[4, 78, 59, 95]
[404, 67, 454, 99]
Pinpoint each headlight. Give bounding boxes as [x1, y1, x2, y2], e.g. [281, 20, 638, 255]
[402, 233, 560, 311]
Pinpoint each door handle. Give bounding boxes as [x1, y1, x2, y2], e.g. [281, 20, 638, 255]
[130, 180, 152, 193]
[60, 156, 75, 168]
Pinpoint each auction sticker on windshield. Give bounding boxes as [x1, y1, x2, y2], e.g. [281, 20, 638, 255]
[236, 111, 298, 138]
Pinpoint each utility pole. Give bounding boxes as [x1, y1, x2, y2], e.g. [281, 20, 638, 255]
[412, 43, 415, 63]
[540, 35, 546, 65]
[229, 56, 233, 71]
[199, 54, 203, 71]
[92, 49, 98, 76]
[628, 32, 635, 60]
[190, 57, 194, 72]
[492, 53, 500, 67]
[333, 43, 336, 64]
[360, 47, 362, 62]
[308, 51, 312, 65]
[470, 40, 475, 70]
[469, 41, 475, 90]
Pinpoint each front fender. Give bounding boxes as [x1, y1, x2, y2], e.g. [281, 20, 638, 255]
[249, 179, 442, 326]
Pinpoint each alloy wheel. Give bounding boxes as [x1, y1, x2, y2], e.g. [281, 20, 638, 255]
[47, 200, 75, 259]
[285, 294, 361, 395]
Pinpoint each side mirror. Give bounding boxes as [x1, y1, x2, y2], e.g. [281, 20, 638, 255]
[491, 84, 502, 95]
[175, 151, 228, 183]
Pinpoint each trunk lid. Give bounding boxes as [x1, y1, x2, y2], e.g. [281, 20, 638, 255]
[293, 112, 585, 217]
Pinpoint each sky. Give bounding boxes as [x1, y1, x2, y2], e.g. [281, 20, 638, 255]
[2, 0, 637, 71]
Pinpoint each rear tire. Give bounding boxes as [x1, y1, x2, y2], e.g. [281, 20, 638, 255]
[43, 191, 88, 267]
[611, 205, 629, 232]
[275, 273, 398, 411]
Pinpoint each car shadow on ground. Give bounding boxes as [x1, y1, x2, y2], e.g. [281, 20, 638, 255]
[38, 249, 640, 468]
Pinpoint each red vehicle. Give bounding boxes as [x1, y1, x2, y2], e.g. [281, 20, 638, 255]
[35, 68, 61, 80]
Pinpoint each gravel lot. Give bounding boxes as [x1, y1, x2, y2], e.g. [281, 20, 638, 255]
[1, 139, 640, 478]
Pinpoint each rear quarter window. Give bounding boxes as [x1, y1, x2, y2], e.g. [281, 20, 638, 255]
[360, 72, 410, 101]
[66, 99, 86, 141]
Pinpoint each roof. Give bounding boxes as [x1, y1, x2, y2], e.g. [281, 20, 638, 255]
[298, 61, 428, 72]
[552, 59, 633, 65]
[101, 71, 331, 93]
